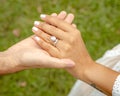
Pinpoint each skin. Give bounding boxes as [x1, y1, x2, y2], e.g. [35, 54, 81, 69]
[33, 14, 120, 95]
[0, 11, 75, 75]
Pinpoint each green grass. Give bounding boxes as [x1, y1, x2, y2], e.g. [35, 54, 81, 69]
[0, 0, 120, 96]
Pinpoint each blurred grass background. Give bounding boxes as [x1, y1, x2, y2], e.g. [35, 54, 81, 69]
[0, 0, 120, 96]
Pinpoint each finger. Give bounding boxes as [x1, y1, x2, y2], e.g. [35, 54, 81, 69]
[64, 13, 74, 24]
[32, 26, 64, 48]
[40, 14, 75, 32]
[34, 21, 68, 40]
[57, 11, 67, 19]
[72, 24, 77, 28]
[52, 11, 74, 24]
[32, 26, 52, 43]
[46, 58, 75, 68]
[32, 26, 67, 50]
[51, 13, 57, 17]
[33, 35, 60, 57]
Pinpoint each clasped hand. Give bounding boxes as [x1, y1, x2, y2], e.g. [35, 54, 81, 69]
[32, 12, 95, 82]
[1, 11, 75, 74]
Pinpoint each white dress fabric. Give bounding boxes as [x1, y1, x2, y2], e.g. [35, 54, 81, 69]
[112, 75, 120, 96]
[68, 44, 120, 96]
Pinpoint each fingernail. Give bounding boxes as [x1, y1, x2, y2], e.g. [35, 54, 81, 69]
[51, 13, 57, 17]
[67, 62, 75, 67]
[34, 36, 40, 41]
[34, 21, 40, 26]
[32, 27, 38, 31]
[61, 11, 67, 14]
[40, 14, 46, 18]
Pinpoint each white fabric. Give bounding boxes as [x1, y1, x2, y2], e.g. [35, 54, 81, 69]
[68, 44, 120, 96]
[112, 75, 120, 96]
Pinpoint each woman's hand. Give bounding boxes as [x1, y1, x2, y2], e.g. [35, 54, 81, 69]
[32, 14, 120, 95]
[32, 14, 95, 82]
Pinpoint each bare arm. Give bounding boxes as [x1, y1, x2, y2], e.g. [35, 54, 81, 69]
[84, 62, 119, 95]
[32, 14, 120, 95]
[0, 51, 23, 74]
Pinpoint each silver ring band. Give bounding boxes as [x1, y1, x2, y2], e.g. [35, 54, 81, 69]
[53, 39, 58, 46]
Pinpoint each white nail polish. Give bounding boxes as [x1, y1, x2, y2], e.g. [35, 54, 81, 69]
[32, 27, 38, 31]
[34, 36, 40, 41]
[34, 21, 40, 26]
[40, 14, 46, 18]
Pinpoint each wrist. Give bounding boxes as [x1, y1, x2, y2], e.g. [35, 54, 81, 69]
[0, 50, 24, 74]
[67, 57, 95, 83]
[84, 62, 119, 95]
[83, 61, 98, 83]
[0, 51, 11, 74]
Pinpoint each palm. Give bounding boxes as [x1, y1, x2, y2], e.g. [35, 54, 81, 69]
[7, 36, 52, 68]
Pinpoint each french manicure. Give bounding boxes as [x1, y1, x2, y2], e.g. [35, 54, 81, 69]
[34, 36, 40, 41]
[34, 21, 40, 26]
[40, 14, 46, 18]
[32, 27, 38, 31]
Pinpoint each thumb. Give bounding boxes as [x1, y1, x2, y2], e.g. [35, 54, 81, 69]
[47, 57, 75, 68]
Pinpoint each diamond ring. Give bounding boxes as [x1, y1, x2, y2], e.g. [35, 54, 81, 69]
[50, 36, 58, 46]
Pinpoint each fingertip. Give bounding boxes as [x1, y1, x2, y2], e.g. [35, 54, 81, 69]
[68, 13, 75, 19]
[51, 13, 57, 17]
[64, 13, 75, 24]
[32, 26, 38, 32]
[57, 11, 67, 19]
[34, 21, 40, 26]
[61, 59, 75, 67]
[34, 35, 40, 41]
[40, 14, 46, 19]
[69, 13, 74, 17]
[61, 10, 67, 14]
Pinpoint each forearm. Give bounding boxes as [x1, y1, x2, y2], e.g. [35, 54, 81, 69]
[0, 51, 24, 75]
[84, 62, 119, 95]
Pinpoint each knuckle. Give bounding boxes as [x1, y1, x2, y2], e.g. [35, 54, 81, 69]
[49, 17, 56, 24]
[46, 36, 51, 43]
[49, 17, 54, 22]
[49, 26, 56, 32]
[58, 22, 63, 27]
[40, 41, 51, 52]
[54, 28, 60, 33]
[41, 23, 55, 33]
[41, 23, 51, 31]
[45, 45, 52, 52]
[40, 32, 44, 37]
[59, 21, 66, 28]
[49, 17, 60, 26]
[69, 30, 80, 43]
[43, 24, 49, 30]
[63, 44, 71, 52]
[40, 22, 45, 27]
[39, 40, 44, 48]
[40, 23, 46, 29]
